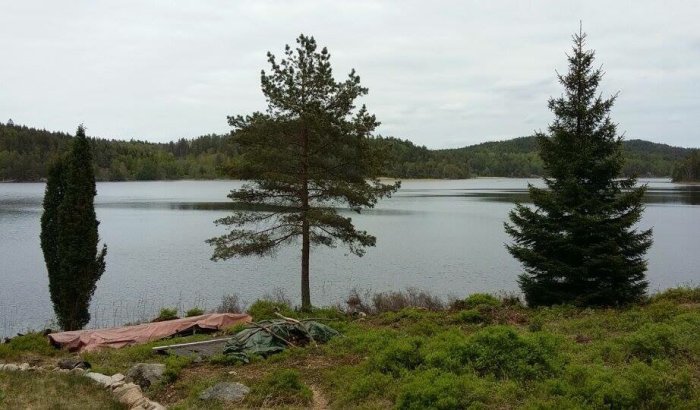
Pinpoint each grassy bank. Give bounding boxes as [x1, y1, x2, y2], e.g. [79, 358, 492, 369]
[1, 287, 699, 409]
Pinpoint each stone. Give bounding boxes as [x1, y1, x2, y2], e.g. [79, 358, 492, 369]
[86, 371, 114, 386]
[69, 367, 86, 375]
[113, 382, 148, 408]
[3, 364, 19, 371]
[126, 363, 166, 389]
[57, 357, 90, 370]
[199, 382, 250, 402]
[110, 373, 125, 383]
[19, 363, 30, 371]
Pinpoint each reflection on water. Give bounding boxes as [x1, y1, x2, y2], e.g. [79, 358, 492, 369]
[1, 178, 699, 337]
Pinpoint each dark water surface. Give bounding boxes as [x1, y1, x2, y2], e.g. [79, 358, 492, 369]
[1, 179, 698, 336]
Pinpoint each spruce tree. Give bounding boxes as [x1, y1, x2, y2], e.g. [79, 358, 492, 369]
[207, 35, 399, 311]
[504, 29, 652, 307]
[41, 125, 107, 330]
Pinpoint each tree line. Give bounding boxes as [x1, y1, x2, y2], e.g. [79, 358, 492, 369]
[2, 122, 693, 182]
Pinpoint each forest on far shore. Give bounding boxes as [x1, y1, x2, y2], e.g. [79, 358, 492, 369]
[0, 121, 695, 182]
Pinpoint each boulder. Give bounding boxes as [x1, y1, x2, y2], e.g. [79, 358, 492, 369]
[85, 371, 113, 386]
[19, 363, 30, 371]
[3, 364, 19, 371]
[113, 382, 149, 408]
[126, 363, 166, 389]
[199, 382, 250, 402]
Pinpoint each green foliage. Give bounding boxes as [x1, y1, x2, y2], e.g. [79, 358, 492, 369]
[41, 125, 107, 330]
[395, 370, 489, 410]
[153, 308, 179, 322]
[461, 326, 562, 380]
[651, 286, 700, 304]
[0, 333, 57, 359]
[163, 355, 194, 383]
[207, 34, 399, 310]
[453, 293, 501, 310]
[455, 309, 486, 324]
[247, 369, 313, 407]
[0, 122, 690, 182]
[672, 149, 700, 182]
[184, 307, 204, 317]
[506, 30, 652, 307]
[247, 300, 295, 321]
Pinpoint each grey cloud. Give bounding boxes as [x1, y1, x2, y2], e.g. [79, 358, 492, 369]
[0, 0, 698, 148]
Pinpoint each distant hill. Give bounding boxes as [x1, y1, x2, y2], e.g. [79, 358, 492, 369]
[0, 122, 694, 181]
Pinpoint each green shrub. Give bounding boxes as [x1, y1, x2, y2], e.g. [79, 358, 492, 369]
[528, 316, 545, 332]
[0, 333, 57, 359]
[247, 299, 295, 321]
[650, 286, 700, 304]
[455, 309, 486, 324]
[185, 307, 204, 317]
[153, 308, 178, 322]
[163, 355, 193, 383]
[625, 323, 682, 362]
[369, 337, 423, 377]
[395, 369, 489, 410]
[462, 326, 561, 380]
[556, 361, 693, 409]
[247, 369, 312, 407]
[452, 293, 501, 310]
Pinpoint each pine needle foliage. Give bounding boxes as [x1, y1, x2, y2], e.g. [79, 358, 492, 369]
[505, 29, 652, 307]
[41, 125, 107, 330]
[207, 35, 399, 310]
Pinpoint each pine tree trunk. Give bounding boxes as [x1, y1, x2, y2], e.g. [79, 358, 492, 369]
[300, 124, 312, 312]
[301, 220, 311, 311]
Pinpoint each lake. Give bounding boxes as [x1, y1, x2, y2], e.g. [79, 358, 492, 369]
[1, 179, 699, 337]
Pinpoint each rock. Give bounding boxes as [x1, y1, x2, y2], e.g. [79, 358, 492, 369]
[69, 367, 86, 375]
[19, 363, 30, 371]
[113, 382, 149, 408]
[3, 364, 19, 371]
[199, 382, 250, 402]
[126, 363, 166, 389]
[86, 371, 114, 386]
[111, 373, 125, 383]
[57, 357, 90, 370]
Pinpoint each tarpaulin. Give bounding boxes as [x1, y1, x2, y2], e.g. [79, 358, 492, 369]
[48, 313, 252, 352]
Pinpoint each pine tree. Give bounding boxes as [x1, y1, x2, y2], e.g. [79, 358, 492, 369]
[207, 35, 399, 310]
[504, 29, 652, 307]
[41, 125, 107, 330]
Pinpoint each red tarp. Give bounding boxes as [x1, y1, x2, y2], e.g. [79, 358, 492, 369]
[47, 313, 252, 352]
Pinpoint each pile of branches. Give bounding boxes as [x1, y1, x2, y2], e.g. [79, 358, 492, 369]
[223, 314, 339, 363]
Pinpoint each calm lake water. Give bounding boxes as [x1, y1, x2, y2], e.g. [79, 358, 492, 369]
[1, 179, 699, 336]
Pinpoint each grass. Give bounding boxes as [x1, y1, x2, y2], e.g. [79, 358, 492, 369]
[0, 371, 125, 409]
[2, 287, 700, 408]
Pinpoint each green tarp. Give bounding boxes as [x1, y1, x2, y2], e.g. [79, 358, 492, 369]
[223, 319, 339, 363]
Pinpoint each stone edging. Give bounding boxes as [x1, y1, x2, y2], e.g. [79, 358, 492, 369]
[0, 362, 166, 409]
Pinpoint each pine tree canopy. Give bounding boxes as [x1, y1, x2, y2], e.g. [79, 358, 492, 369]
[505, 29, 653, 307]
[207, 34, 400, 310]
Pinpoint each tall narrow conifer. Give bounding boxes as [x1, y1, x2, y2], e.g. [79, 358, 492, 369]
[41, 125, 107, 330]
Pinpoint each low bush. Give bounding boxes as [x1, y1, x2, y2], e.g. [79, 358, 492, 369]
[163, 355, 194, 383]
[462, 326, 562, 380]
[216, 293, 245, 313]
[455, 309, 486, 324]
[395, 369, 489, 410]
[369, 336, 424, 377]
[185, 307, 204, 317]
[0, 333, 57, 359]
[451, 293, 501, 310]
[247, 369, 312, 407]
[625, 323, 683, 362]
[371, 288, 444, 313]
[152, 308, 178, 322]
[650, 286, 700, 304]
[247, 299, 295, 320]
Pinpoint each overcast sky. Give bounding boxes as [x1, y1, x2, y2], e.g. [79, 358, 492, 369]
[1, 1, 698, 148]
